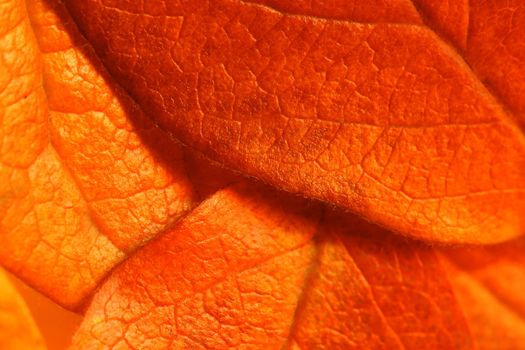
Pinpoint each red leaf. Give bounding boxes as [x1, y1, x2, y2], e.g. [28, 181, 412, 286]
[71, 183, 474, 349]
[1, 1, 524, 348]
[62, 0, 525, 243]
[443, 236, 525, 349]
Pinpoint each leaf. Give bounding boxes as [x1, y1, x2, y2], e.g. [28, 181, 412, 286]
[0, 0, 197, 308]
[71, 183, 474, 349]
[442, 237, 525, 349]
[0, 268, 46, 349]
[1, 0, 525, 349]
[8, 272, 83, 350]
[60, 0, 525, 243]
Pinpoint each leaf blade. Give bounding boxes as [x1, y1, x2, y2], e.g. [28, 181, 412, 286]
[72, 183, 474, 349]
[61, 0, 525, 243]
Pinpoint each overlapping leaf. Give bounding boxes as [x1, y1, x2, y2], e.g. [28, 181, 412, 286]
[0, 0, 524, 349]
[71, 183, 474, 349]
[62, 0, 525, 243]
[0, 0, 196, 308]
[443, 236, 525, 349]
[8, 273, 82, 350]
[0, 268, 45, 349]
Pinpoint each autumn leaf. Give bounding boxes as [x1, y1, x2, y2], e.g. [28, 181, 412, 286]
[442, 236, 525, 349]
[71, 183, 474, 349]
[0, 268, 45, 349]
[1, 0, 525, 349]
[62, 0, 525, 243]
[0, 0, 198, 309]
[8, 272, 82, 350]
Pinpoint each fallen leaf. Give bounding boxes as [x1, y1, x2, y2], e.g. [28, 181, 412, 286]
[71, 183, 474, 349]
[0, 268, 46, 349]
[61, 0, 525, 243]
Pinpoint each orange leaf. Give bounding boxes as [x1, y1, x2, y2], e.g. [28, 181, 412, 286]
[8, 272, 83, 350]
[61, 0, 525, 243]
[0, 0, 196, 309]
[1, 0, 525, 349]
[0, 268, 46, 349]
[442, 237, 525, 349]
[71, 183, 474, 349]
